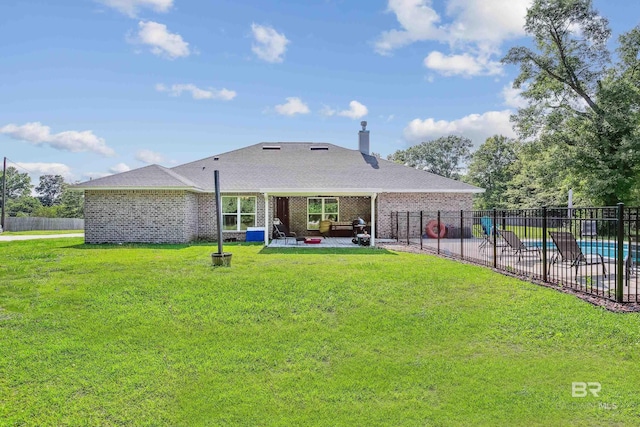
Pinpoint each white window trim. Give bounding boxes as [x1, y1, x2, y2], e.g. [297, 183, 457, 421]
[222, 196, 257, 232]
[307, 197, 339, 230]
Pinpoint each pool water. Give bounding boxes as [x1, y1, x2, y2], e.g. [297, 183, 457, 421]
[528, 240, 637, 260]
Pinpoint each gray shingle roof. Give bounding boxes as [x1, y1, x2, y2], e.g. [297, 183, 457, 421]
[75, 143, 483, 194]
[75, 164, 202, 190]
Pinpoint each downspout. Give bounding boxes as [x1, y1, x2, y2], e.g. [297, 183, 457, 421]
[370, 192, 377, 247]
[264, 193, 269, 246]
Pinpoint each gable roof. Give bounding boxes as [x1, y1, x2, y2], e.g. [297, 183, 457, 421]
[75, 142, 483, 194]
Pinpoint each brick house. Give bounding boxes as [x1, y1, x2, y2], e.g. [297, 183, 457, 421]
[75, 124, 483, 245]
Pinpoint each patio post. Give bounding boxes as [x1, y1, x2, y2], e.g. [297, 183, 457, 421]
[542, 206, 548, 282]
[616, 202, 625, 303]
[370, 193, 376, 247]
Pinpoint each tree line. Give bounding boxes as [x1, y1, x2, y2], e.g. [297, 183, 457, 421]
[389, 0, 640, 210]
[0, 167, 83, 218]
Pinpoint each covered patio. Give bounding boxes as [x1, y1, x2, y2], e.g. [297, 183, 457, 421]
[262, 191, 378, 247]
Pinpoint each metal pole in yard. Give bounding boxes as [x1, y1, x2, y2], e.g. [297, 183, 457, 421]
[215, 170, 224, 255]
[211, 170, 231, 267]
[616, 202, 625, 303]
[542, 207, 548, 283]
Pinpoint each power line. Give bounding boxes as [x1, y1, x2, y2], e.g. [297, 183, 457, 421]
[5, 158, 37, 175]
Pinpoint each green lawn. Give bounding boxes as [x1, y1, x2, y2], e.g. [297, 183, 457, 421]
[1, 239, 639, 425]
[1, 229, 83, 236]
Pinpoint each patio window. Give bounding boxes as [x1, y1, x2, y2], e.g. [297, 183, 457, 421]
[222, 196, 256, 231]
[307, 197, 339, 230]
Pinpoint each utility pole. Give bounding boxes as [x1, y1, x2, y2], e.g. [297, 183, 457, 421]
[1, 157, 6, 231]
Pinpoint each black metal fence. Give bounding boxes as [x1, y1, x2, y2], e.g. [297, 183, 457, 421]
[391, 204, 640, 303]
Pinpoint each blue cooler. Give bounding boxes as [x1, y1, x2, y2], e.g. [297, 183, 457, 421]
[245, 227, 265, 242]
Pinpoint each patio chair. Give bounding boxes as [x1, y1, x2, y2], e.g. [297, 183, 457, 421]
[548, 231, 606, 279]
[497, 230, 541, 263]
[272, 219, 304, 245]
[478, 216, 507, 253]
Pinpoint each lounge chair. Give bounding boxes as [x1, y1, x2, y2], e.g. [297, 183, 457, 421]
[478, 216, 507, 253]
[548, 231, 606, 279]
[273, 219, 304, 245]
[497, 230, 541, 262]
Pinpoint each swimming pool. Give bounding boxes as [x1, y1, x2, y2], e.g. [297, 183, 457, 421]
[527, 240, 637, 260]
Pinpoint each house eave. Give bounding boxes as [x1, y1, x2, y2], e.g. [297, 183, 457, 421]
[73, 186, 483, 195]
[73, 186, 206, 193]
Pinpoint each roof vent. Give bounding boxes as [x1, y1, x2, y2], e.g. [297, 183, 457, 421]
[262, 145, 281, 150]
[310, 146, 329, 151]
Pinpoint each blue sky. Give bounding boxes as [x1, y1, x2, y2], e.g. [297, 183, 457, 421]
[1, 0, 637, 183]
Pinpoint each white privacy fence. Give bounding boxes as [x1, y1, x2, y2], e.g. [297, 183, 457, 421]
[4, 217, 84, 232]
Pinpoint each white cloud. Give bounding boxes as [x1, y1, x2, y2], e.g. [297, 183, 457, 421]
[376, 0, 530, 54]
[274, 97, 310, 116]
[375, 0, 444, 55]
[251, 23, 290, 63]
[403, 109, 516, 147]
[134, 21, 190, 59]
[109, 163, 131, 174]
[0, 122, 115, 156]
[155, 83, 236, 100]
[136, 149, 164, 164]
[501, 84, 527, 109]
[16, 162, 74, 181]
[424, 51, 502, 77]
[338, 101, 369, 119]
[445, 0, 530, 45]
[100, 0, 173, 17]
[375, 0, 531, 76]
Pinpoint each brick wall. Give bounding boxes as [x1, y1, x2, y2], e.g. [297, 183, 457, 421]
[84, 190, 198, 244]
[84, 190, 472, 244]
[376, 193, 473, 239]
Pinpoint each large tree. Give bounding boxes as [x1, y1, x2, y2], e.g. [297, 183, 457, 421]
[466, 135, 521, 209]
[58, 184, 84, 218]
[503, 0, 640, 205]
[36, 175, 65, 207]
[388, 135, 472, 179]
[1, 166, 32, 200]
